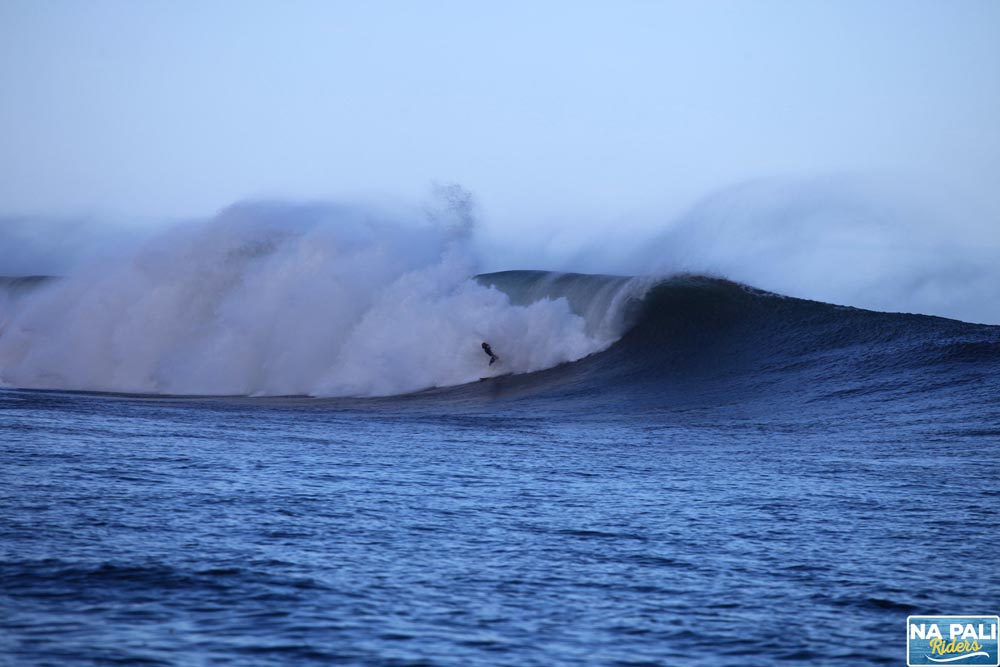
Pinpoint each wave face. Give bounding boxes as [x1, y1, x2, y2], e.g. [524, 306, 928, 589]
[2, 217, 998, 406]
[0, 204, 625, 396]
[446, 273, 1000, 422]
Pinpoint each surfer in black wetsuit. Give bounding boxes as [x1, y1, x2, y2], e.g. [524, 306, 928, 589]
[481, 341, 498, 366]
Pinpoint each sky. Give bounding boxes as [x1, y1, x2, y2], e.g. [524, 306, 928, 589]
[1, 0, 997, 225]
[2, 0, 1000, 324]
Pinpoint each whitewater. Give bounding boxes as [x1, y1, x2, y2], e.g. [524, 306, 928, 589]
[0, 198, 644, 397]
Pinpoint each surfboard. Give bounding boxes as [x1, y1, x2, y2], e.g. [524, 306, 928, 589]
[479, 372, 513, 382]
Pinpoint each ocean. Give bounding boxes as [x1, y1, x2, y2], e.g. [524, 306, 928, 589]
[2, 269, 998, 666]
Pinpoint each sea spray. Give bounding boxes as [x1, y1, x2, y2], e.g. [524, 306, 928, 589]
[0, 195, 615, 396]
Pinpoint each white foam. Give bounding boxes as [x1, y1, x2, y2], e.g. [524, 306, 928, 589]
[0, 199, 612, 396]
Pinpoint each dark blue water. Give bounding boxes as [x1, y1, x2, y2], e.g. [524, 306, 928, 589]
[2, 276, 999, 666]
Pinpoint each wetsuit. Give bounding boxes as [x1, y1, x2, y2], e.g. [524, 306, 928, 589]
[482, 342, 498, 365]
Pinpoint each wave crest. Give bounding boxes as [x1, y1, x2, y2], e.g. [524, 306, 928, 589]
[0, 201, 619, 396]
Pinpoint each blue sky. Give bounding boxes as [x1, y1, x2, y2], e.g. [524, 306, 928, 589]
[1, 0, 998, 229]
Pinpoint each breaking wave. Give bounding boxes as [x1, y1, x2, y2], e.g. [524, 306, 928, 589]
[0, 201, 635, 396]
[2, 197, 998, 405]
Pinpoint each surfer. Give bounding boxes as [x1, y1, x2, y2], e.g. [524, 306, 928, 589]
[481, 341, 498, 366]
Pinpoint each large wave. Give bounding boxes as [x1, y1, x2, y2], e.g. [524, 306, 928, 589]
[0, 198, 634, 396]
[3, 187, 998, 402]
